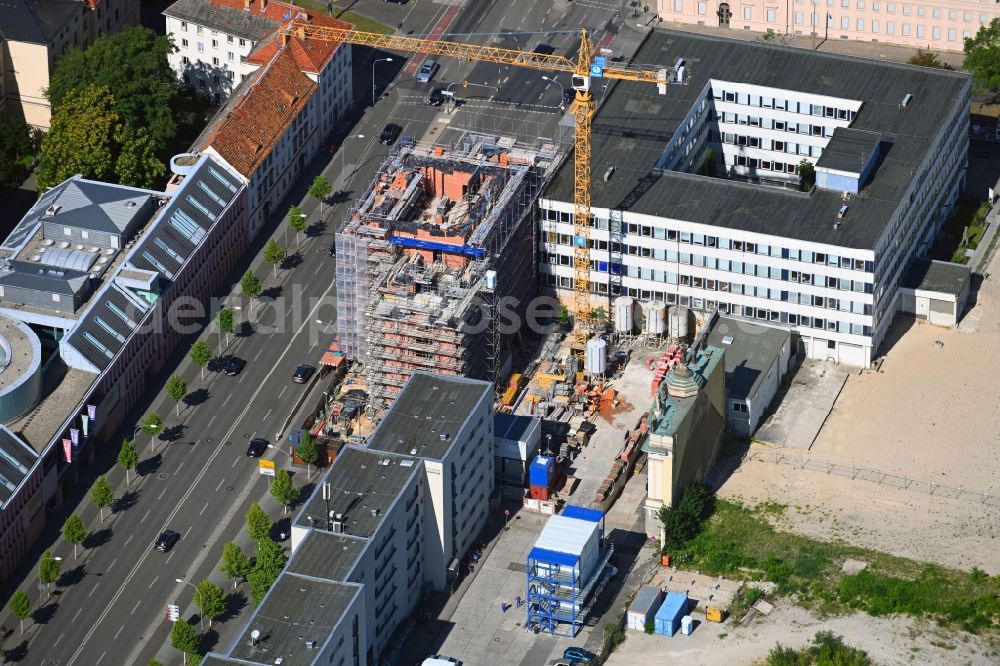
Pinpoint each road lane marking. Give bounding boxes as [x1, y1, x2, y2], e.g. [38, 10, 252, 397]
[158, 486, 167, 499]
[208, 415, 217, 428]
[176, 461, 185, 473]
[263, 409, 272, 421]
[75, 272, 344, 666]
[166, 551, 174, 564]
[54, 633, 63, 647]
[215, 477, 225, 492]
[96, 652, 105, 664]
[89, 584, 99, 597]
[232, 457, 240, 467]
[132, 600, 141, 614]
[73, 608, 83, 622]
[148, 575, 158, 589]
[254, 349, 263, 361]
[124, 534, 133, 547]
[114, 624, 125, 640]
[142, 510, 151, 522]
[278, 386, 286, 399]
[109, 558, 117, 570]
[222, 394, 231, 406]
[199, 501, 210, 516]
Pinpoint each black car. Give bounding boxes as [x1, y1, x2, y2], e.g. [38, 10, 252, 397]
[224, 356, 245, 376]
[246, 437, 268, 458]
[379, 123, 402, 145]
[154, 530, 180, 552]
[292, 364, 314, 384]
[427, 87, 445, 107]
[329, 243, 337, 258]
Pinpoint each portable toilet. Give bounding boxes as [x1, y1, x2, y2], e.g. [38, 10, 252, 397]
[653, 591, 688, 636]
[626, 586, 664, 631]
[681, 615, 694, 635]
[529, 455, 555, 488]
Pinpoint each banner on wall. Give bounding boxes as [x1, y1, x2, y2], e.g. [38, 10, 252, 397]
[62, 439, 72, 463]
[87, 404, 97, 422]
[81, 414, 90, 439]
[70, 429, 80, 447]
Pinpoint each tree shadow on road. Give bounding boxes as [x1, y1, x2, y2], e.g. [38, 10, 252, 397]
[3, 638, 29, 662]
[58, 563, 87, 588]
[306, 220, 327, 238]
[330, 189, 353, 205]
[183, 388, 210, 408]
[137, 452, 163, 477]
[199, 627, 220, 655]
[83, 527, 113, 550]
[280, 253, 304, 271]
[161, 424, 186, 443]
[219, 591, 248, 624]
[30, 601, 58, 626]
[113, 489, 140, 513]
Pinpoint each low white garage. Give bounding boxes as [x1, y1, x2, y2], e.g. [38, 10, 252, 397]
[898, 259, 971, 328]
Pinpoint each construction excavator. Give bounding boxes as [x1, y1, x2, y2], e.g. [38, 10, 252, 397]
[279, 21, 688, 343]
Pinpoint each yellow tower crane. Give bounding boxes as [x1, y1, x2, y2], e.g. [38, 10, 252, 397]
[281, 22, 688, 343]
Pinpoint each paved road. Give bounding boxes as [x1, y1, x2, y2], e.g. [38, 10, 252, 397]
[0, 2, 650, 664]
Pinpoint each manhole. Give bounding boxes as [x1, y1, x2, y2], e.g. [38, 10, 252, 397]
[243, 433, 250, 439]
[224, 441, 233, 446]
[206, 437, 214, 443]
[158, 473, 169, 480]
[226, 486, 234, 491]
[49, 660, 59, 665]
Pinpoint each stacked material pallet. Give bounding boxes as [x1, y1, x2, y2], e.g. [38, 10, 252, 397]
[650, 345, 684, 395]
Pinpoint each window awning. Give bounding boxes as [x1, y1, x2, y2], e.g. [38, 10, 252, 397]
[319, 342, 345, 367]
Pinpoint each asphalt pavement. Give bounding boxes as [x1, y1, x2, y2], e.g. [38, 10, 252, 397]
[0, 2, 653, 664]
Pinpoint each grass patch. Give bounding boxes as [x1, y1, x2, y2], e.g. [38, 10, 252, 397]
[672, 499, 1000, 634]
[766, 630, 873, 665]
[931, 199, 992, 265]
[291, 1, 395, 34]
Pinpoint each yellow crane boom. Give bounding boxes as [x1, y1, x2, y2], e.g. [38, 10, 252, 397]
[282, 22, 686, 343]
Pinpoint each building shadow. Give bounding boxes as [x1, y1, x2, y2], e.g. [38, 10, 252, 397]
[875, 315, 917, 360]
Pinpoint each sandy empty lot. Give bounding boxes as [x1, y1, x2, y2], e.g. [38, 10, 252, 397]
[720, 250, 1000, 573]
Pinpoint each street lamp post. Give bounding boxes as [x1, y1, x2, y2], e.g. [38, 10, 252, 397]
[372, 57, 393, 106]
[339, 135, 366, 182]
[174, 578, 202, 630]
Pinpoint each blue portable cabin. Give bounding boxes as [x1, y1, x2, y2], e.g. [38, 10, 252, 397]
[654, 592, 689, 636]
[529, 455, 556, 488]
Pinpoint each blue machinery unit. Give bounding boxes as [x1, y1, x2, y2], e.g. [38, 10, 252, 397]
[525, 506, 613, 636]
[387, 235, 486, 259]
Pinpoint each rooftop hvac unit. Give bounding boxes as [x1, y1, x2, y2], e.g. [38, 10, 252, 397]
[899, 93, 913, 109]
[332, 521, 344, 533]
[603, 166, 616, 182]
[45, 204, 61, 216]
[837, 205, 849, 219]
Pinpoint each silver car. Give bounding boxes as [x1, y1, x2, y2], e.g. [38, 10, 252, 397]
[417, 59, 438, 83]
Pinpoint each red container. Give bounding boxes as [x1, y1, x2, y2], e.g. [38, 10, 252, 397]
[529, 484, 550, 501]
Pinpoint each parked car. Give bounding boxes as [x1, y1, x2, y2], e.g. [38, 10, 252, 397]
[154, 530, 180, 552]
[292, 364, 314, 384]
[380, 122, 402, 145]
[246, 437, 268, 458]
[417, 59, 438, 83]
[562, 647, 596, 665]
[224, 356, 245, 376]
[427, 87, 445, 107]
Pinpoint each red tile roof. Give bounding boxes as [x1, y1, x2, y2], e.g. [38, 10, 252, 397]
[203, 48, 318, 178]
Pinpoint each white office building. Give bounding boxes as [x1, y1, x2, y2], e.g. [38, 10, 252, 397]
[541, 30, 970, 367]
[206, 373, 493, 666]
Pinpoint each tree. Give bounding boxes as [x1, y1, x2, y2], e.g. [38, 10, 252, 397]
[193, 579, 227, 628]
[219, 541, 252, 589]
[908, 49, 951, 70]
[240, 271, 262, 314]
[141, 412, 164, 452]
[118, 438, 139, 485]
[0, 116, 35, 192]
[699, 147, 717, 177]
[46, 26, 179, 152]
[39, 550, 62, 597]
[63, 514, 88, 559]
[166, 374, 188, 415]
[658, 482, 714, 554]
[297, 433, 319, 477]
[190, 339, 212, 380]
[114, 124, 166, 188]
[797, 159, 816, 192]
[248, 537, 287, 605]
[270, 469, 300, 514]
[89, 475, 115, 523]
[36, 86, 119, 191]
[245, 502, 272, 543]
[965, 19, 1000, 92]
[287, 205, 308, 246]
[8, 590, 31, 634]
[149, 661, 164, 666]
[170, 619, 201, 665]
[263, 239, 286, 279]
[217, 308, 235, 351]
[308, 175, 332, 212]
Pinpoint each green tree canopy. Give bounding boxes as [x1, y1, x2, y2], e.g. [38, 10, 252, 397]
[219, 541, 252, 589]
[114, 124, 166, 188]
[270, 469, 300, 514]
[0, 117, 36, 191]
[118, 438, 139, 485]
[46, 26, 179, 151]
[797, 160, 816, 193]
[246, 502, 272, 543]
[89, 475, 115, 523]
[37, 86, 119, 190]
[8, 589, 31, 634]
[908, 49, 951, 69]
[308, 175, 332, 212]
[240, 271, 262, 311]
[965, 19, 1000, 92]
[248, 538, 287, 605]
[170, 618, 201, 664]
[296, 433, 319, 477]
[39, 550, 62, 596]
[288, 205, 308, 245]
[193, 579, 227, 627]
[63, 514, 88, 559]
[263, 239, 286, 278]
[141, 412, 164, 451]
[217, 308, 235, 350]
[190, 340, 212, 380]
[658, 482, 715, 554]
[166, 375, 188, 415]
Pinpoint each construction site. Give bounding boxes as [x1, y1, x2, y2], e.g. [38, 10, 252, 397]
[334, 137, 544, 414]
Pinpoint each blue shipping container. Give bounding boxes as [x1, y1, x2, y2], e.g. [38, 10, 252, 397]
[529, 455, 555, 487]
[654, 592, 688, 637]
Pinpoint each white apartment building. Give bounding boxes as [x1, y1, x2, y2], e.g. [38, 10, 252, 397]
[540, 30, 970, 368]
[206, 373, 494, 666]
[657, 0, 998, 52]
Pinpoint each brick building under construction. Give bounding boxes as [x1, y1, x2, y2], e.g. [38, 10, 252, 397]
[335, 138, 542, 413]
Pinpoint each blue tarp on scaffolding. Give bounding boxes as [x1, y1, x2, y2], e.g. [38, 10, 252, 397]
[527, 547, 579, 568]
[561, 506, 604, 523]
[388, 235, 486, 258]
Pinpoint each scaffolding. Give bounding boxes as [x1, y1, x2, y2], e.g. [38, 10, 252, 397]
[333, 137, 541, 414]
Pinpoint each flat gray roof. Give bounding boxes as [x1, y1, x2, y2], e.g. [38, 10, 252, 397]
[368, 371, 490, 460]
[706, 316, 790, 401]
[296, 446, 417, 539]
[816, 127, 882, 174]
[544, 29, 970, 250]
[902, 259, 971, 295]
[286, 530, 367, 583]
[228, 573, 359, 666]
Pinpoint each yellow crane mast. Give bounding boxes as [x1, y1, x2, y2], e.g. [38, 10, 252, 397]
[281, 22, 686, 343]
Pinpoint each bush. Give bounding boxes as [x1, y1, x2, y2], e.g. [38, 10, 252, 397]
[658, 482, 715, 554]
[644, 618, 655, 634]
[766, 630, 873, 665]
